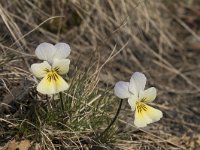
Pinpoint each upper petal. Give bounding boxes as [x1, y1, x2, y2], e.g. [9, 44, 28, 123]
[129, 72, 146, 95]
[139, 87, 157, 103]
[114, 81, 130, 99]
[52, 59, 70, 75]
[54, 43, 71, 59]
[31, 61, 51, 78]
[128, 94, 137, 111]
[35, 42, 56, 63]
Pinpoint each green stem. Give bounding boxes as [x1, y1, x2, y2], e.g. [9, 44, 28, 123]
[100, 99, 123, 138]
[46, 94, 51, 111]
[59, 92, 65, 111]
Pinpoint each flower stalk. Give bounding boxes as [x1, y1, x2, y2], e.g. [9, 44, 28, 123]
[59, 92, 65, 111]
[99, 99, 123, 138]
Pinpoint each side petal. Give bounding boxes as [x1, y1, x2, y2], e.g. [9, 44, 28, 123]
[114, 81, 130, 99]
[139, 87, 157, 103]
[31, 61, 51, 78]
[128, 94, 137, 111]
[52, 59, 70, 75]
[54, 43, 71, 59]
[130, 72, 146, 95]
[35, 42, 56, 63]
[37, 74, 69, 95]
[134, 103, 162, 128]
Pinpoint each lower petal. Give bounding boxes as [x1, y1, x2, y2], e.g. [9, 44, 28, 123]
[134, 103, 162, 127]
[37, 74, 69, 95]
[55, 75, 70, 93]
[145, 105, 163, 123]
[134, 108, 151, 127]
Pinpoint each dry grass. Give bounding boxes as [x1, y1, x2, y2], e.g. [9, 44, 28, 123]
[0, 0, 200, 149]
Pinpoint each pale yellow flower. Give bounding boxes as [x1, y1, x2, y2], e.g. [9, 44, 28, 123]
[114, 72, 163, 127]
[31, 43, 70, 94]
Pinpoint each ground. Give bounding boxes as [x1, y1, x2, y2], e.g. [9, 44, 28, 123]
[0, 0, 200, 149]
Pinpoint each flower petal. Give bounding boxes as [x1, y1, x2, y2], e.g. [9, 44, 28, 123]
[37, 73, 69, 94]
[114, 81, 130, 99]
[129, 72, 146, 95]
[31, 61, 51, 78]
[52, 59, 70, 75]
[35, 42, 56, 63]
[128, 94, 137, 111]
[134, 103, 162, 128]
[139, 87, 157, 103]
[145, 105, 163, 123]
[54, 43, 71, 59]
[134, 102, 150, 127]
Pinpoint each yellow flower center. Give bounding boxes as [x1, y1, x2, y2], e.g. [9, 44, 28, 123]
[136, 101, 147, 113]
[46, 69, 59, 82]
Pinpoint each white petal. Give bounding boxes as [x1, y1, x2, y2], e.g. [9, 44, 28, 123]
[35, 42, 56, 63]
[31, 61, 51, 78]
[54, 43, 71, 59]
[52, 59, 70, 75]
[134, 112, 152, 128]
[134, 103, 162, 128]
[129, 72, 146, 95]
[129, 79, 137, 95]
[134, 103, 150, 127]
[128, 94, 137, 111]
[37, 73, 69, 95]
[114, 81, 130, 99]
[139, 87, 157, 103]
[146, 105, 163, 123]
